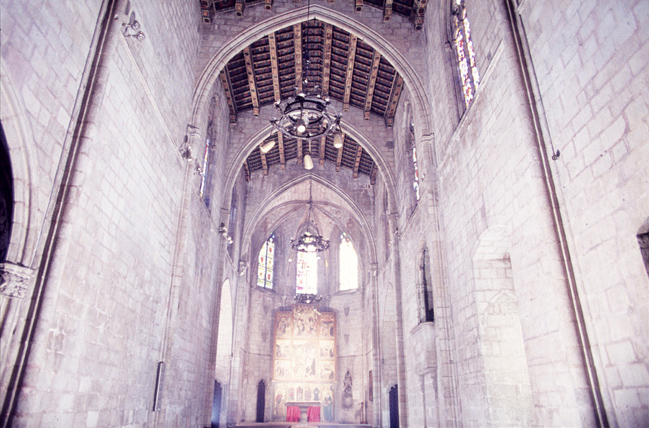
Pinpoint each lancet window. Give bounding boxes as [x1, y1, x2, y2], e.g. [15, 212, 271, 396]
[200, 96, 217, 206]
[296, 239, 318, 295]
[410, 124, 420, 202]
[339, 233, 359, 291]
[452, 0, 480, 108]
[257, 233, 276, 289]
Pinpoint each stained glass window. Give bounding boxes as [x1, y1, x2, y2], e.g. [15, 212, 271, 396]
[257, 233, 275, 289]
[296, 236, 318, 295]
[339, 233, 358, 291]
[410, 126, 421, 202]
[453, 0, 480, 108]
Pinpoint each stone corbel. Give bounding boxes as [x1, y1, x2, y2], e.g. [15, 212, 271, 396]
[0, 262, 35, 298]
[238, 260, 248, 277]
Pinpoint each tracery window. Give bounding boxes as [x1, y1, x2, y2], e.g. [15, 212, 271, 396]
[296, 236, 318, 295]
[452, 0, 480, 108]
[257, 233, 275, 289]
[339, 233, 358, 291]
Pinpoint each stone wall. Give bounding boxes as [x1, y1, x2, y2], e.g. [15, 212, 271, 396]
[0, 1, 226, 427]
[2, 1, 647, 427]
[520, 2, 649, 425]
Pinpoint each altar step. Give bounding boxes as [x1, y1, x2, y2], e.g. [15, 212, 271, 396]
[234, 423, 372, 428]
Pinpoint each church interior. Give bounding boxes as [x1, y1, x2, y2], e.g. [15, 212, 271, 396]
[0, 0, 648, 427]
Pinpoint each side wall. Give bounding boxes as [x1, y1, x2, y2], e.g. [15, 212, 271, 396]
[520, 2, 649, 425]
[0, 1, 229, 427]
[402, 1, 649, 427]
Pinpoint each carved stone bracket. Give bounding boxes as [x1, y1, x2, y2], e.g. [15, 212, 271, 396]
[0, 262, 35, 298]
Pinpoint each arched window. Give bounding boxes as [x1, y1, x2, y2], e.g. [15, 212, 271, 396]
[296, 238, 318, 295]
[419, 248, 434, 322]
[257, 233, 275, 289]
[339, 233, 358, 291]
[409, 124, 420, 202]
[452, 0, 480, 108]
[200, 96, 217, 206]
[227, 189, 237, 259]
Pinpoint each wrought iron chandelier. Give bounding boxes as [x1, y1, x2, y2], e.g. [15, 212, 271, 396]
[290, 180, 330, 252]
[269, 4, 344, 165]
[270, 93, 343, 142]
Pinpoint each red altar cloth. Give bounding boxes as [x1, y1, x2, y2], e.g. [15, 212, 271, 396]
[307, 406, 320, 422]
[286, 406, 300, 422]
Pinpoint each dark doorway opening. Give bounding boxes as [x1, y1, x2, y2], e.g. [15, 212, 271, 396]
[389, 384, 399, 428]
[211, 381, 222, 428]
[256, 380, 266, 422]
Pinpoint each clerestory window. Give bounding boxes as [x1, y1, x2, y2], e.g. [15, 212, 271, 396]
[257, 233, 276, 289]
[296, 235, 318, 295]
[452, 0, 480, 108]
[339, 233, 359, 291]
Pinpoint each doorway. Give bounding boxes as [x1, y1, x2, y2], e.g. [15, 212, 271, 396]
[389, 384, 399, 428]
[256, 380, 266, 422]
[211, 381, 222, 428]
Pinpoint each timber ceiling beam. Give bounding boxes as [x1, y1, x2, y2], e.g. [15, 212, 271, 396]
[260, 147, 269, 175]
[219, 70, 237, 123]
[278, 133, 286, 169]
[319, 135, 326, 165]
[364, 51, 382, 120]
[383, 0, 393, 21]
[243, 46, 260, 115]
[411, 0, 428, 30]
[244, 161, 251, 181]
[321, 24, 333, 97]
[268, 32, 281, 102]
[235, 0, 244, 16]
[342, 35, 358, 112]
[336, 134, 345, 171]
[294, 24, 303, 93]
[384, 75, 404, 126]
[353, 144, 363, 178]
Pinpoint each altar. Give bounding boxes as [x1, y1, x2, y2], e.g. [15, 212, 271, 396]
[286, 401, 320, 422]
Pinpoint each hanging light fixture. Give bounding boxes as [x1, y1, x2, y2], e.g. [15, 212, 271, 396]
[291, 180, 330, 252]
[259, 139, 276, 153]
[304, 140, 314, 170]
[333, 132, 344, 149]
[269, 1, 343, 165]
[270, 94, 343, 143]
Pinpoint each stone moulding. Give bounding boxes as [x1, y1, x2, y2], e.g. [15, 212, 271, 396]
[0, 262, 35, 299]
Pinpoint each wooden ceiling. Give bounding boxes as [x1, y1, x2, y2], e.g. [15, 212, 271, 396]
[219, 20, 404, 125]
[245, 132, 379, 183]
[216, 19, 409, 182]
[200, 0, 428, 29]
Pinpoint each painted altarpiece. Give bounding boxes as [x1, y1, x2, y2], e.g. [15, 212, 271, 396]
[272, 305, 336, 421]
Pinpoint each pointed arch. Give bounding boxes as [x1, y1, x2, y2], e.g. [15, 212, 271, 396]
[191, 5, 432, 134]
[222, 120, 397, 222]
[242, 174, 377, 265]
[0, 63, 35, 265]
[190, 6, 435, 220]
